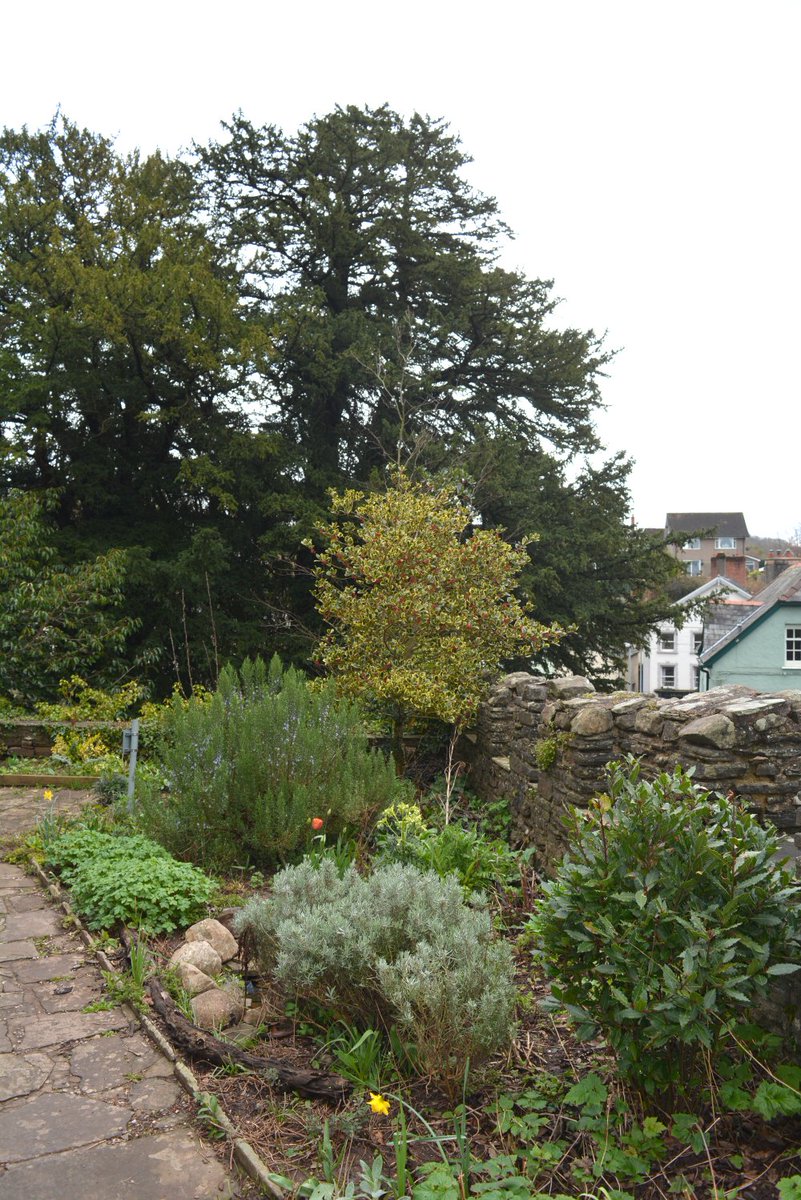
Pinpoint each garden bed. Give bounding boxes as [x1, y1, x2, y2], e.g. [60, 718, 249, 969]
[0, 773, 98, 788]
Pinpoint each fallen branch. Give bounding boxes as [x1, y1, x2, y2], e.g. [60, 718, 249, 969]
[147, 977, 351, 1102]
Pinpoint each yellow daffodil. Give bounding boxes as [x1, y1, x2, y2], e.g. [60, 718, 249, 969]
[43, 788, 53, 802]
[368, 1092, 391, 1116]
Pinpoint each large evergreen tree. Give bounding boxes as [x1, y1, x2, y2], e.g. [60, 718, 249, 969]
[198, 106, 608, 487]
[0, 107, 682, 695]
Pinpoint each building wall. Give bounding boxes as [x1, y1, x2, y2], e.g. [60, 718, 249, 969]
[706, 604, 801, 692]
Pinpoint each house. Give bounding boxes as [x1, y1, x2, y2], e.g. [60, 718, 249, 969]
[628, 575, 751, 696]
[700, 563, 801, 691]
[665, 512, 749, 587]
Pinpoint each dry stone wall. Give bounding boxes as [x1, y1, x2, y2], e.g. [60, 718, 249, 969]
[464, 674, 801, 1048]
[464, 675, 801, 867]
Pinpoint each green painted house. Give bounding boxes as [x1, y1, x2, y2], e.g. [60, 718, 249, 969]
[700, 564, 801, 691]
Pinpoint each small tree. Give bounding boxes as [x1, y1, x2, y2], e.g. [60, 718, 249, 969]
[309, 473, 564, 771]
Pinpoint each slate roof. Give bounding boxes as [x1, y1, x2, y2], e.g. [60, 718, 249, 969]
[700, 563, 801, 664]
[665, 512, 749, 538]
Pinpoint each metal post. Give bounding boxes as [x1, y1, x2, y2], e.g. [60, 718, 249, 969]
[125, 718, 140, 813]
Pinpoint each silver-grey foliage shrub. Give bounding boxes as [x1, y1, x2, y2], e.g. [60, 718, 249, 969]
[235, 860, 516, 1090]
[135, 656, 409, 870]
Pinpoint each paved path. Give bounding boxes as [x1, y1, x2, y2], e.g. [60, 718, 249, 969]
[0, 790, 241, 1199]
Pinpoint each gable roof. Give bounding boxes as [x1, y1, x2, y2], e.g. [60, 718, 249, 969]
[666, 512, 749, 538]
[700, 562, 801, 665]
[679, 575, 751, 606]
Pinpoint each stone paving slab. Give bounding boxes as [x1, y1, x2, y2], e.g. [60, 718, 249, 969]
[2, 908, 63, 940]
[0, 940, 38, 962]
[12, 951, 83, 982]
[0, 791, 247, 1198]
[0, 1091, 132, 1161]
[9, 1007, 131, 1051]
[0, 1052, 53, 1102]
[0, 1129, 235, 1199]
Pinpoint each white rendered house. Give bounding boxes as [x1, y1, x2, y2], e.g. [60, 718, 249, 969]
[628, 576, 751, 695]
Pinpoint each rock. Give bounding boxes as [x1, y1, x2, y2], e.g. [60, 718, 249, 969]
[190, 983, 244, 1031]
[173, 962, 217, 997]
[184, 917, 238, 963]
[167, 941, 222, 978]
[571, 704, 613, 736]
[678, 713, 736, 750]
[547, 676, 594, 700]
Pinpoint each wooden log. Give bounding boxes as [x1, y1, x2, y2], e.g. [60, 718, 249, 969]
[147, 977, 351, 1103]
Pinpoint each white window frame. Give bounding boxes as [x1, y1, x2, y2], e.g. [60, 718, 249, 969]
[686, 560, 703, 577]
[715, 536, 736, 550]
[684, 537, 701, 550]
[693, 630, 703, 654]
[660, 664, 676, 688]
[785, 626, 801, 667]
[658, 630, 676, 652]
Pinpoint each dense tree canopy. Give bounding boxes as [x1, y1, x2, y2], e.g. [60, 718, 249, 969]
[0, 107, 682, 697]
[0, 491, 133, 703]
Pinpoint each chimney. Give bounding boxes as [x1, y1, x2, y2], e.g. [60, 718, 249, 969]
[712, 553, 748, 589]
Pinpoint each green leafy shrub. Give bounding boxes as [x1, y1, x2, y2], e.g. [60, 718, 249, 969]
[135, 655, 409, 871]
[45, 827, 214, 932]
[235, 860, 516, 1092]
[374, 801, 519, 898]
[528, 758, 801, 1103]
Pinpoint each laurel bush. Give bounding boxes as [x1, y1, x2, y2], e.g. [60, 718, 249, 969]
[528, 757, 801, 1103]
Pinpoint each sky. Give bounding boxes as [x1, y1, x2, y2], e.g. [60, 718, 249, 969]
[2, 0, 799, 537]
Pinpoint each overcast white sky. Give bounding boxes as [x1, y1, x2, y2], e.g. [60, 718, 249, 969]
[3, 1, 798, 537]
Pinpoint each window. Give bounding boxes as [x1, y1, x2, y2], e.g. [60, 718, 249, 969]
[686, 560, 703, 576]
[693, 631, 703, 653]
[658, 630, 676, 651]
[660, 665, 676, 688]
[693, 666, 701, 690]
[715, 536, 736, 550]
[786, 626, 801, 666]
[684, 537, 701, 550]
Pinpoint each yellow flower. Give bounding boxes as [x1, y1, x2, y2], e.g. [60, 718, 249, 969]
[368, 1092, 391, 1116]
[43, 788, 54, 802]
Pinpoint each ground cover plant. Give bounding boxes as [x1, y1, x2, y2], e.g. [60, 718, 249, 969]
[43, 823, 215, 932]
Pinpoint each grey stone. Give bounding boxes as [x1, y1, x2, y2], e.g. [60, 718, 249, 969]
[678, 713, 737, 749]
[70, 1032, 143, 1092]
[185, 917, 238, 963]
[0, 1051, 53, 1101]
[571, 704, 614, 736]
[168, 939, 222, 978]
[0, 940, 38, 962]
[13, 952, 83, 982]
[174, 961, 218, 996]
[10, 1007, 128, 1050]
[0, 1091, 131, 1162]
[191, 983, 244, 1030]
[1, 909, 63, 941]
[0, 1130, 235, 1200]
[547, 675, 594, 699]
[128, 1074, 182, 1112]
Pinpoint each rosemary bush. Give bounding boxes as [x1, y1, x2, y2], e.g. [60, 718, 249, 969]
[235, 860, 516, 1091]
[135, 655, 409, 870]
